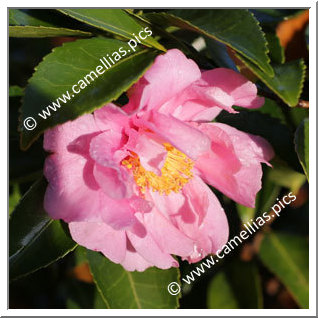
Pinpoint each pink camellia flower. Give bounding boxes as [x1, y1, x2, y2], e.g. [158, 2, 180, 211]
[44, 49, 274, 271]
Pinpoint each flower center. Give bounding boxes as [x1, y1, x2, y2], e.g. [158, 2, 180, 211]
[122, 143, 194, 195]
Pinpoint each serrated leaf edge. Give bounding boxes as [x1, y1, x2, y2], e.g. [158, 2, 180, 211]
[9, 25, 92, 37]
[145, 11, 273, 76]
[236, 54, 306, 106]
[19, 38, 160, 150]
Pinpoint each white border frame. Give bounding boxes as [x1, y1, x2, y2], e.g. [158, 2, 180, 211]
[3, 1, 316, 316]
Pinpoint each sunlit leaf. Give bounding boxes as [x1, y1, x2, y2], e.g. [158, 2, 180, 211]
[294, 118, 309, 180]
[87, 250, 180, 308]
[207, 259, 262, 308]
[145, 9, 273, 75]
[9, 178, 77, 281]
[59, 9, 165, 51]
[20, 37, 160, 149]
[259, 231, 309, 308]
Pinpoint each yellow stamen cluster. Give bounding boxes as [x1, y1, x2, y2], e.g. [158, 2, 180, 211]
[122, 143, 194, 195]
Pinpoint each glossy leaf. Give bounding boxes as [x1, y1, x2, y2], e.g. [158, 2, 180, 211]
[9, 9, 92, 35]
[268, 164, 306, 192]
[9, 178, 77, 281]
[245, 98, 286, 124]
[236, 204, 255, 225]
[207, 259, 262, 308]
[9, 90, 46, 182]
[207, 271, 239, 308]
[66, 280, 105, 309]
[145, 9, 273, 75]
[290, 107, 309, 127]
[236, 53, 306, 106]
[265, 32, 285, 64]
[20, 37, 160, 149]
[59, 9, 165, 51]
[87, 250, 180, 308]
[259, 231, 309, 308]
[9, 25, 92, 38]
[9, 9, 73, 27]
[295, 118, 309, 180]
[9, 184, 21, 216]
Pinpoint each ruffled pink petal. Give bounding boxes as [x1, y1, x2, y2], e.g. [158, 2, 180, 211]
[182, 177, 229, 259]
[99, 194, 137, 230]
[149, 190, 185, 218]
[150, 177, 228, 263]
[124, 49, 201, 113]
[125, 129, 167, 174]
[134, 111, 210, 160]
[44, 113, 99, 153]
[211, 123, 274, 165]
[158, 90, 222, 122]
[121, 238, 153, 271]
[191, 68, 264, 112]
[69, 222, 126, 263]
[196, 123, 274, 207]
[93, 164, 131, 200]
[140, 205, 194, 257]
[176, 102, 222, 122]
[94, 103, 129, 132]
[127, 220, 179, 269]
[44, 153, 102, 222]
[89, 130, 126, 167]
[193, 123, 242, 201]
[67, 132, 100, 158]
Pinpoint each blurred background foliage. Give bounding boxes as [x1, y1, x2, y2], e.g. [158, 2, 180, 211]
[9, 8, 309, 309]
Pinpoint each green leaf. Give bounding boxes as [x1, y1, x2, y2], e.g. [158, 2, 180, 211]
[244, 97, 286, 124]
[207, 271, 239, 308]
[265, 33, 285, 64]
[259, 231, 309, 308]
[294, 118, 309, 180]
[236, 204, 255, 225]
[9, 85, 24, 97]
[236, 53, 306, 106]
[65, 279, 106, 309]
[73, 245, 89, 265]
[9, 9, 93, 37]
[290, 107, 309, 127]
[268, 163, 307, 192]
[10, 92, 45, 182]
[9, 184, 21, 216]
[59, 9, 165, 51]
[20, 37, 160, 149]
[207, 259, 262, 308]
[9, 25, 92, 38]
[9, 178, 77, 281]
[145, 9, 273, 76]
[9, 9, 70, 27]
[87, 250, 180, 308]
